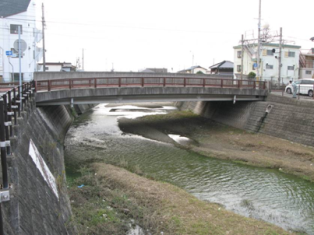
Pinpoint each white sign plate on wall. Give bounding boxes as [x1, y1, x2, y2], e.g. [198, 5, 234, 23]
[29, 139, 59, 199]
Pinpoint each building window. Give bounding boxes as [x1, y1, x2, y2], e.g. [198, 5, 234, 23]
[13, 73, 23, 82]
[267, 50, 274, 56]
[237, 65, 241, 72]
[288, 52, 295, 57]
[237, 51, 242, 58]
[305, 70, 311, 75]
[10, 24, 23, 34]
[287, 66, 294, 70]
[266, 64, 273, 69]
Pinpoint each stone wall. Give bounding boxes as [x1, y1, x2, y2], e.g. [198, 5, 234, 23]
[178, 94, 314, 147]
[0, 99, 93, 234]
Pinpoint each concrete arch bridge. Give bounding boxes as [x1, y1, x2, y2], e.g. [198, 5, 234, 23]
[34, 75, 268, 106]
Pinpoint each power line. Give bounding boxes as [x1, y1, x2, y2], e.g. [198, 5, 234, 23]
[2, 17, 240, 35]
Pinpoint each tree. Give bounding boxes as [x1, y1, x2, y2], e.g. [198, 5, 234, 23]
[248, 72, 256, 79]
[196, 71, 204, 74]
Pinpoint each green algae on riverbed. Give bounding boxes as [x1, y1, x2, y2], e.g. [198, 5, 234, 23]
[119, 111, 314, 182]
[65, 105, 314, 234]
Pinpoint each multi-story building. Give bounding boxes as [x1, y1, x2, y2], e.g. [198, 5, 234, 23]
[233, 43, 301, 84]
[0, 0, 42, 82]
[299, 49, 314, 79]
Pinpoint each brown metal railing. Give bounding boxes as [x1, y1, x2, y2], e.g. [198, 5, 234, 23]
[35, 77, 267, 91]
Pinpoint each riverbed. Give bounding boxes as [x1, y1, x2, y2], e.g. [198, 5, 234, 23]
[65, 103, 314, 234]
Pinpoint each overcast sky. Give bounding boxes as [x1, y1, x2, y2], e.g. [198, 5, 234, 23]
[36, 0, 314, 72]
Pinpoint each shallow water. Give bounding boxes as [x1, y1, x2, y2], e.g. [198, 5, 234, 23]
[65, 104, 314, 234]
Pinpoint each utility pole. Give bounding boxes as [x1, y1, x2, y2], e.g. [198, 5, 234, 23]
[18, 26, 22, 111]
[256, 0, 261, 81]
[278, 27, 282, 83]
[241, 34, 244, 80]
[42, 3, 46, 72]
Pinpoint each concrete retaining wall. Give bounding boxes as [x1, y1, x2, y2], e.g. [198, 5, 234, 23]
[0, 99, 93, 234]
[178, 94, 314, 147]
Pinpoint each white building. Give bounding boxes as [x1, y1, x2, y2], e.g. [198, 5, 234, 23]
[178, 66, 207, 74]
[0, 0, 42, 82]
[233, 43, 301, 84]
[37, 62, 77, 72]
[299, 49, 314, 79]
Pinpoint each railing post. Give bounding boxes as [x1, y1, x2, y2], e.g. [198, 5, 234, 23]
[221, 79, 223, 88]
[184, 78, 186, 87]
[89, 79, 91, 87]
[33, 80, 37, 92]
[69, 80, 72, 90]
[119, 78, 121, 87]
[253, 81, 256, 89]
[163, 78, 166, 87]
[22, 84, 27, 109]
[94, 78, 97, 88]
[48, 80, 51, 91]
[238, 80, 241, 88]
[13, 88, 20, 119]
[142, 77, 144, 87]
[203, 78, 206, 87]
[7, 91, 13, 137]
[2, 95, 10, 156]
[0, 99, 9, 189]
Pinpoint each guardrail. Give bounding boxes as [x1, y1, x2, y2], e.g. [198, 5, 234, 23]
[35, 77, 267, 91]
[0, 81, 36, 235]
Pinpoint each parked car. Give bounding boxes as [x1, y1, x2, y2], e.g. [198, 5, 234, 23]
[285, 79, 314, 97]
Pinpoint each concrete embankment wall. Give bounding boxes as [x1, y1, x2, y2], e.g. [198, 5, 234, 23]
[178, 94, 314, 146]
[1, 99, 93, 234]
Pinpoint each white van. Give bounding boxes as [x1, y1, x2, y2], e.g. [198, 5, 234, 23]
[285, 79, 314, 97]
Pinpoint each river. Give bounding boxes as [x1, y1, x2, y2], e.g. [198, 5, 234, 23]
[65, 103, 314, 234]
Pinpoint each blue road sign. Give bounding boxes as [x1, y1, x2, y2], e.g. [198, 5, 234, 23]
[6, 51, 12, 56]
[253, 63, 257, 68]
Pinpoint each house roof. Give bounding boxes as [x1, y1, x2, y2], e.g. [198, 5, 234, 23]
[0, 0, 31, 18]
[178, 65, 207, 73]
[209, 60, 234, 69]
[38, 62, 75, 68]
[140, 68, 168, 73]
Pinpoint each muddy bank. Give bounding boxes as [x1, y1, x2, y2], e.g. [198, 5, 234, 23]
[118, 111, 314, 182]
[69, 162, 291, 235]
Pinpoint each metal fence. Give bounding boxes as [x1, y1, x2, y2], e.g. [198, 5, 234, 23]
[35, 77, 267, 91]
[0, 81, 36, 235]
